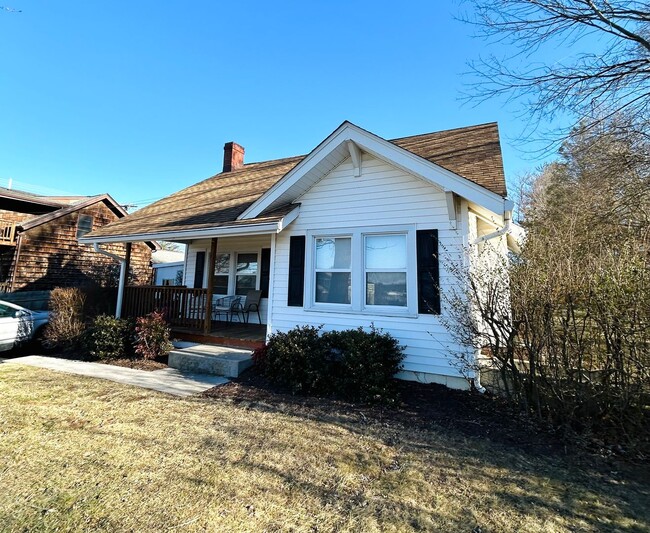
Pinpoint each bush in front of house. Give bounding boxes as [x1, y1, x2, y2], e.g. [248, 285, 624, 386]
[83, 315, 135, 360]
[262, 325, 333, 395]
[260, 325, 405, 403]
[134, 310, 173, 360]
[44, 287, 87, 353]
[323, 326, 405, 404]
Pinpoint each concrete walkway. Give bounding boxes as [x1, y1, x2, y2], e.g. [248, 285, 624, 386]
[1, 356, 229, 397]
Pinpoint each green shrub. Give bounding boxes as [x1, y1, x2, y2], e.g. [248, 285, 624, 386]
[324, 326, 405, 404]
[134, 310, 173, 360]
[44, 287, 86, 353]
[83, 315, 133, 360]
[263, 325, 332, 395]
[261, 325, 405, 403]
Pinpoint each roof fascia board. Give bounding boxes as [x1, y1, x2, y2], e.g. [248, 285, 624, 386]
[238, 122, 353, 220]
[0, 192, 65, 209]
[79, 221, 282, 245]
[345, 126, 506, 215]
[277, 205, 300, 232]
[240, 122, 507, 220]
[20, 195, 110, 231]
[20, 193, 131, 232]
[152, 261, 185, 268]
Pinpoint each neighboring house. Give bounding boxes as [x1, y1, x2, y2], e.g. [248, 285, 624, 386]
[81, 121, 517, 388]
[151, 249, 185, 286]
[0, 188, 155, 292]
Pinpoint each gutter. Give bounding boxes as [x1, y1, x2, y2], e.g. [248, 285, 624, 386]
[92, 243, 127, 318]
[472, 199, 515, 246]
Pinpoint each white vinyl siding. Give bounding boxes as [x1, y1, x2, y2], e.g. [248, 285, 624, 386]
[270, 153, 469, 379]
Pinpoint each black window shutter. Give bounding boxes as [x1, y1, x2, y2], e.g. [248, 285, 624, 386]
[287, 236, 305, 307]
[260, 248, 271, 298]
[193, 251, 205, 289]
[416, 230, 440, 314]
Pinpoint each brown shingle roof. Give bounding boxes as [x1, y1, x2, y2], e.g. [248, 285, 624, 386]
[391, 122, 507, 197]
[88, 122, 506, 239]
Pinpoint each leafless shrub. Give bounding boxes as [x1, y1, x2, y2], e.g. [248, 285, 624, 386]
[44, 287, 86, 352]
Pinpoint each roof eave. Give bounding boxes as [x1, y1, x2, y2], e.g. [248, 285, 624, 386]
[81, 206, 301, 244]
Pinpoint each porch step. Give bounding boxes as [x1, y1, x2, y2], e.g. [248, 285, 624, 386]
[168, 343, 253, 378]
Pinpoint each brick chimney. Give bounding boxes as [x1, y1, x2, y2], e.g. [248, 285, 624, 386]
[223, 142, 245, 172]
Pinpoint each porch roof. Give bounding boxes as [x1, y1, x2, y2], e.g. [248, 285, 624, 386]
[81, 122, 506, 243]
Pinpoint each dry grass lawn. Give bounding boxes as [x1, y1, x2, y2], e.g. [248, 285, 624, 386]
[0, 363, 648, 532]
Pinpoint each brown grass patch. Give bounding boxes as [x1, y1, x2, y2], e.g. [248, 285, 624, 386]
[0, 363, 648, 532]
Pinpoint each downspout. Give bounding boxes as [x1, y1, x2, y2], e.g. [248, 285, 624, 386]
[472, 200, 515, 246]
[469, 201, 515, 393]
[472, 218, 512, 245]
[93, 243, 127, 318]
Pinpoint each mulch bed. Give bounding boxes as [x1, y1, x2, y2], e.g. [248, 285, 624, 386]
[202, 369, 558, 455]
[202, 369, 650, 475]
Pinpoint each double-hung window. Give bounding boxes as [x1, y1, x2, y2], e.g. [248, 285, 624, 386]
[364, 234, 407, 307]
[314, 237, 351, 304]
[307, 227, 415, 314]
[213, 253, 230, 294]
[235, 253, 258, 296]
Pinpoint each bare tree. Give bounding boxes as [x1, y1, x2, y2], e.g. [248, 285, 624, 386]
[463, 1, 650, 137]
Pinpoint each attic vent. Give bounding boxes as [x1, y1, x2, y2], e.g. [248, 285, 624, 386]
[76, 215, 93, 239]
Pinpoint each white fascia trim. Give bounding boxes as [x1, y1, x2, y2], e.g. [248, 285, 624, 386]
[277, 205, 300, 231]
[79, 222, 281, 245]
[79, 206, 301, 245]
[239, 122, 509, 220]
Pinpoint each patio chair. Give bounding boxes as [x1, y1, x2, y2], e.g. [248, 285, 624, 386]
[240, 289, 262, 324]
[212, 295, 243, 323]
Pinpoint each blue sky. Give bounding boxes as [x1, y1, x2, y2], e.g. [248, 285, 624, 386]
[1, 0, 566, 209]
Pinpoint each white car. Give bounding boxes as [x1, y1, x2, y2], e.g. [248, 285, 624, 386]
[0, 300, 49, 352]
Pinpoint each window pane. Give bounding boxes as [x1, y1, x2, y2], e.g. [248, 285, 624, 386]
[315, 272, 351, 304]
[237, 253, 258, 275]
[235, 275, 256, 296]
[235, 253, 258, 295]
[214, 275, 229, 294]
[365, 234, 407, 269]
[315, 238, 351, 269]
[214, 253, 230, 274]
[366, 272, 407, 306]
[76, 215, 94, 239]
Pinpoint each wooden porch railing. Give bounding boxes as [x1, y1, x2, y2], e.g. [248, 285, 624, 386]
[122, 286, 207, 329]
[0, 223, 17, 245]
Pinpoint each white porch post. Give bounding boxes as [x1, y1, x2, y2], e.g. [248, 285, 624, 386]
[265, 232, 277, 340]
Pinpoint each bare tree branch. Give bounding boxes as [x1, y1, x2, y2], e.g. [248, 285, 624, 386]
[462, 0, 650, 137]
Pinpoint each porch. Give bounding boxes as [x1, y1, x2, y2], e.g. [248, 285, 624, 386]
[122, 285, 266, 350]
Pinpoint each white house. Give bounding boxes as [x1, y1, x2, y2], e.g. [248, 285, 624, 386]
[151, 249, 185, 286]
[81, 121, 515, 389]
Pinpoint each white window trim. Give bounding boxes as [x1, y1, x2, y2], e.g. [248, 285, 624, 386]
[211, 248, 263, 296]
[313, 234, 353, 307]
[235, 251, 260, 296]
[213, 252, 231, 295]
[304, 225, 418, 317]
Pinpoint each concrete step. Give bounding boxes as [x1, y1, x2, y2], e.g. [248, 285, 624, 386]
[168, 343, 253, 378]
